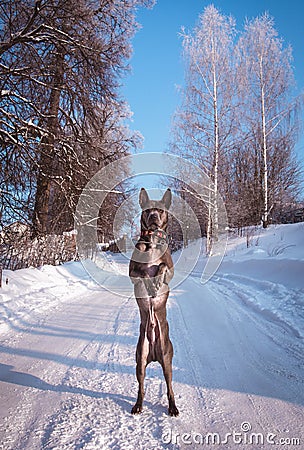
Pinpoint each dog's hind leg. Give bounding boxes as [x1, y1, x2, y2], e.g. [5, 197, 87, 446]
[161, 340, 179, 417]
[131, 361, 146, 414]
[131, 326, 149, 414]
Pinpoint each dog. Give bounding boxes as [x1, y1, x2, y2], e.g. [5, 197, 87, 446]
[129, 188, 179, 416]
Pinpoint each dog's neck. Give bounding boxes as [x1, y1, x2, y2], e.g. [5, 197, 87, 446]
[139, 228, 168, 249]
[141, 229, 167, 240]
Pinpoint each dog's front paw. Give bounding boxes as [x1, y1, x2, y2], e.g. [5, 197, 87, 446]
[154, 272, 165, 291]
[154, 263, 167, 291]
[144, 278, 158, 298]
[149, 284, 158, 298]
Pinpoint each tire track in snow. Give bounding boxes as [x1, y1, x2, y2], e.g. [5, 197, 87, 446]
[209, 274, 304, 361]
[211, 273, 304, 340]
[205, 274, 304, 445]
[33, 294, 182, 449]
[168, 275, 304, 449]
[1, 270, 303, 449]
[168, 282, 244, 448]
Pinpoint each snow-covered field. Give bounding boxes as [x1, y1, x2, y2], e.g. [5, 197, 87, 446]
[0, 223, 303, 449]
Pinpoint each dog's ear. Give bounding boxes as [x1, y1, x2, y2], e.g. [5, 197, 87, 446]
[161, 188, 172, 210]
[139, 188, 150, 209]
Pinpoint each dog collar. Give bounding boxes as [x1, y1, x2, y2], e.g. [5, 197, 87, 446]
[141, 229, 168, 242]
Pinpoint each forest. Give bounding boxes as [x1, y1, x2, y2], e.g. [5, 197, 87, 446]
[0, 0, 153, 237]
[170, 5, 303, 249]
[0, 2, 303, 267]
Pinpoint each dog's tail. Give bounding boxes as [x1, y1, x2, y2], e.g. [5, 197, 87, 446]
[148, 303, 156, 344]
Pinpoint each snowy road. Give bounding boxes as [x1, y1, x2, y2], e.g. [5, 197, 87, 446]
[0, 225, 304, 449]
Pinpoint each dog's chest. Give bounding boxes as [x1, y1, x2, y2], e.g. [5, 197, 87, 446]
[144, 263, 158, 278]
[141, 238, 165, 251]
[136, 242, 164, 266]
[146, 246, 163, 271]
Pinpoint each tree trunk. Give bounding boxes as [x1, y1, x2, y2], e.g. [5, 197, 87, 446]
[212, 62, 219, 238]
[205, 40, 220, 254]
[33, 48, 64, 235]
[206, 181, 213, 255]
[260, 62, 269, 228]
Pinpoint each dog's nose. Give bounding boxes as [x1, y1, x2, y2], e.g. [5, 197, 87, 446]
[149, 212, 159, 222]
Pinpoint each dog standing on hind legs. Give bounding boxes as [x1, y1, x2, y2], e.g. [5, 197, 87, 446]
[129, 188, 179, 417]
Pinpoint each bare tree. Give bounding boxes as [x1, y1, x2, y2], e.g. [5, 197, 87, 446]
[171, 8, 302, 233]
[236, 13, 302, 227]
[0, 0, 152, 234]
[171, 5, 237, 252]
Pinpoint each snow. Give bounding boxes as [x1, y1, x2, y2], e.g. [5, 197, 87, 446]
[0, 223, 303, 449]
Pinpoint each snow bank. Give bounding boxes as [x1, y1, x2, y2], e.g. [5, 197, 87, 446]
[0, 223, 303, 450]
[0, 262, 98, 335]
[216, 223, 304, 340]
[1, 223, 303, 341]
[225, 222, 304, 263]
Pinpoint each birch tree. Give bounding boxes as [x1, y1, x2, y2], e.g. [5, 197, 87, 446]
[236, 14, 301, 228]
[171, 5, 237, 252]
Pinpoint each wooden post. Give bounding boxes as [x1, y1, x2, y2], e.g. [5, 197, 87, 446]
[0, 265, 2, 288]
[122, 234, 127, 253]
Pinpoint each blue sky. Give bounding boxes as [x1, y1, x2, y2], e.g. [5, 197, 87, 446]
[123, 0, 304, 164]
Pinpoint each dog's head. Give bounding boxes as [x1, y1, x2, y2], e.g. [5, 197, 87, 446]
[139, 188, 172, 231]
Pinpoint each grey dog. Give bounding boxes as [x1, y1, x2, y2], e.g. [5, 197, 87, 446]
[129, 188, 179, 416]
